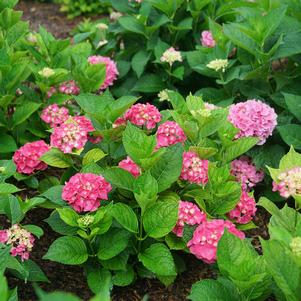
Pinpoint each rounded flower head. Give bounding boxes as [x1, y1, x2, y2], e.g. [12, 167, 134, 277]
[272, 167, 301, 198]
[160, 47, 183, 66]
[47, 86, 57, 99]
[180, 151, 209, 185]
[113, 117, 127, 128]
[13, 140, 50, 175]
[124, 103, 161, 130]
[173, 201, 206, 237]
[201, 30, 216, 48]
[2, 225, 35, 261]
[231, 156, 264, 191]
[73, 116, 95, 132]
[59, 80, 80, 95]
[228, 99, 277, 145]
[41, 104, 70, 128]
[156, 121, 186, 148]
[38, 67, 55, 78]
[88, 55, 119, 90]
[118, 156, 141, 177]
[291, 237, 301, 256]
[228, 191, 257, 224]
[62, 173, 112, 212]
[0, 230, 8, 243]
[50, 121, 88, 153]
[207, 59, 228, 72]
[187, 219, 245, 264]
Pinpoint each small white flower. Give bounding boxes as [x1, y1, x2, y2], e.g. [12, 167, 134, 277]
[161, 47, 183, 66]
[206, 59, 228, 72]
[96, 23, 108, 30]
[38, 67, 55, 78]
[110, 11, 122, 21]
[97, 39, 108, 48]
[158, 89, 169, 102]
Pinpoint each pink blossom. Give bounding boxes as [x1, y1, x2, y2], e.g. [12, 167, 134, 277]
[228, 100, 277, 145]
[173, 201, 206, 237]
[231, 156, 264, 191]
[62, 173, 112, 212]
[124, 103, 161, 130]
[187, 219, 245, 264]
[201, 30, 216, 48]
[88, 55, 119, 90]
[47, 86, 57, 98]
[272, 167, 301, 198]
[160, 47, 182, 66]
[88, 136, 103, 144]
[228, 191, 257, 224]
[113, 117, 127, 128]
[118, 156, 141, 177]
[13, 141, 50, 174]
[59, 80, 80, 95]
[156, 121, 186, 148]
[180, 151, 209, 185]
[0, 230, 8, 243]
[41, 104, 70, 128]
[2, 225, 35, 261]
[50, 121, 88, 153]
[73, 116, 95, 132]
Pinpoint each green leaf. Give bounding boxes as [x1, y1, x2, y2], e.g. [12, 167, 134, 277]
[143, 201, 178, 238]
[40, 148, 74, 168]
[122, 123, 156, 164]
[118, 16, 146, 36]
[82, 149, 106, 165]
[87, 268, 112, 300]
[0, 194, 24, 224]
[150, 143, 183, 192]
[0, 274, 8, 300]
[279, 146, 301, 171]
[98, 228, 132, 260]
[0, 135, 17, 153]
[112, 265, 135, 287]
[223, 137, 258, 163]
[110, 203, 138, 233]
[19, 260, 49, 282]
[35, 291, 81, 301]
[43, 236, 88, 265]
[101, 167, 135, 191]
[188, 279, 242, 301]
[57, 208, 80, 227]
[0, 183, 21, 194]
[278, 124, 301, 149]
[12, 101, 41, 127]
[262, 239, 301, 301]
[132, 74, 165, 93]
[100, 252, 129, 271]
[138, 243, 176, 277]
[132, 50, 150, 78]
[42, 185, 65, 206]
[283, 93, 301, 121]
[23, 225, 44, 238]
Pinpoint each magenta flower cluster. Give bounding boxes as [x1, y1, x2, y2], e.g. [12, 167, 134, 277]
[187, 219, 245, 264]
[118, 156, 141, 177]
[180, 151, 209, 185]
[13, 140, 50, 174]
[201, 30, 216, 48]
[47, 80, 80, 98]
[0, 225, 35, 261]
[231, 156, 264, 191]
[41, 104, 69, 128]
[228, 99, 277, 145]
[62, 173, 112, 212]
[272, 167, 301, 198]
[228, 191, 257, 224]
[173, 201, 206, 237]
[88, 55, 119, 90]
[156, 121, 187, 148]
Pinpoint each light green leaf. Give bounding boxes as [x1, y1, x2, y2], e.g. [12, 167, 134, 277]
[82, 149, 106, 165]
[278, 124, 301, 149]
[40, 148, 74, 168]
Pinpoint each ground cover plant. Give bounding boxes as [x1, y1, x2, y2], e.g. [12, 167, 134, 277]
[1, 0, 301, 300]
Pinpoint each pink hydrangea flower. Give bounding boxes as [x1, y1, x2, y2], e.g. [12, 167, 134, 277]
[50, 121, 88, 153]
[13, 140, 50, 174]
[41, 104, 70, 128]
[201, 30, 216, 48]
[59, 80, 80, 95]
[228, 191, 257, 224]
[173, 201, 206, 237]
[1, 225, 35, 261]
[156, 121, 186, 148]
[187, 219, 245, 264]
[180, 151, 209, 185]
[124, 103, 161, 130]
[231, 156, 264, 191]
[47, 86, 57, 98]
[113, 117, 127, 128]
[88, 136, 103, 144]
[272, 167, 301, 198]
[228, 100, 277, 145]
[204, 102, 217, 111]
[62, 173, 112, 212]
[88, 55, 119, 90]
[118, 156, 141, 177]
[73, 116, 95, 132]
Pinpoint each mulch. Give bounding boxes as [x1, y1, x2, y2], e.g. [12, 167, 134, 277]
[4, 1, 275, 300]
